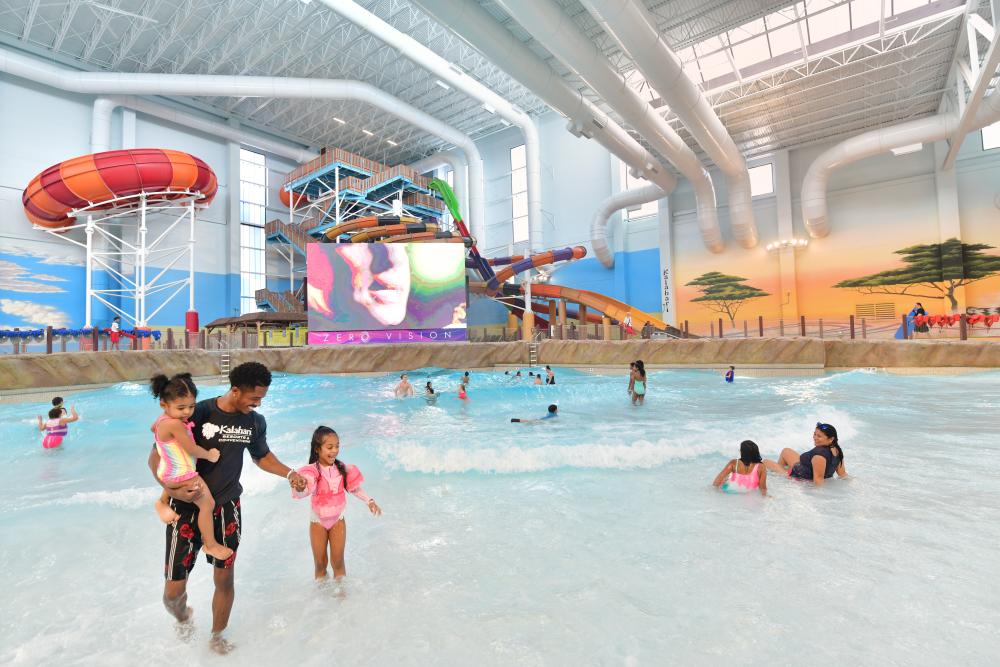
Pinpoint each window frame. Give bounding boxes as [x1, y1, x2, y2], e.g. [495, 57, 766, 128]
[239, 149, 267, 315]
[510, 144, 529, 244]
[748, 163, 775, 198]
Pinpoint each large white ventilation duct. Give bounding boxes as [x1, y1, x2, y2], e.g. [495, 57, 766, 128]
[579, 0, 758, 249]
[801, 89, 1000, 237]
[492, 0, 724, 253]
[409, 149, 469, 227]
[412, 0, 676, 266]
[0, 47, 486, 243]
[315, 0, 542, 252]
[91, 96, 317, 162]
[591, 184, 666, 267]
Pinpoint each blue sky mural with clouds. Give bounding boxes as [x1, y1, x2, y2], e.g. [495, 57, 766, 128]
[0, 246, 86, 329]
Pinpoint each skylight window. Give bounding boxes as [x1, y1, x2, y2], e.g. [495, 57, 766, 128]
[807, 4, 850, 43]
[731, 34, 771, 68]
[850, 0, 881, 27]
[893, 0, 929, 13]
[623, 0, 958, 97]
[768, 23, 802, 56]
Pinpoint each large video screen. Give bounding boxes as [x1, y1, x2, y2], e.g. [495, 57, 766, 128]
[306, 243, 467, 345]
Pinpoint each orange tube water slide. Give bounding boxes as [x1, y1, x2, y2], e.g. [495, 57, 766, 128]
[528, 284, 670, 330]
[322, 214, 420, 240]
[351, 222, 439, 242]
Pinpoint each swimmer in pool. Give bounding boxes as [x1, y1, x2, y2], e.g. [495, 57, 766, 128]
[394, 373, 415, 398]
[630, 360, 647, 405]
[37, 404, 79, 448]
[533, 373, 543, 386]
[51, 396, 68, 417]
[424, 381, 437, 404]
[291, 426, 381, 580]
[713, 440, 767, 496]
[457, 382, 468, 400]
[763, 422, 847, 486]
[725, 366, 735, 383]
[511, 404, 558, 423]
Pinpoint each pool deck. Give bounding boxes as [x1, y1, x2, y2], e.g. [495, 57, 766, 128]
[1, 338, 998, 397]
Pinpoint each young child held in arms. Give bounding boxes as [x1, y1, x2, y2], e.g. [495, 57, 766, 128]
[150, 373, 232, 560]
[293, 426, 381, 580]
[713, 440, 767, 497]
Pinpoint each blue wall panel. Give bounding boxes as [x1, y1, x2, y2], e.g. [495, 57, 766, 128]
[0, 250, 234, 329]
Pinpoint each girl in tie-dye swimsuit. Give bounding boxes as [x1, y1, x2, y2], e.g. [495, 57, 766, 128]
[150, 373, 232, 561]
[713, 440, 768, 497]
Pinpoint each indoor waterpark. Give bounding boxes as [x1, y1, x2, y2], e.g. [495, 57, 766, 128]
[1, 0, 999, 664]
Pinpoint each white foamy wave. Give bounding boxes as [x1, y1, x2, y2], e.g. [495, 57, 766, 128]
[52, 486, 157, 509]
[376, 438, 731, 474]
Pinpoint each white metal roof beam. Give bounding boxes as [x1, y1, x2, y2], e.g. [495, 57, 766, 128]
[942, 12, 1000, 168]
[21, 0, 41, 40]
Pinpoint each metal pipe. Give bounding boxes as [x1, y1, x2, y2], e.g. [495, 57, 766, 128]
[0, 46, 486, 241]
[492, 0, 723, 252]
[591, 184, 666, 267]
[412, 0, 681, 257]
[580, 0, 758, 248]
[318, 0, 539, 250]
[801, 86, 1000, 237]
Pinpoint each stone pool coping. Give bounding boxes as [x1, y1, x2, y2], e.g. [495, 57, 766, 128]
[1, 338, 997, 399]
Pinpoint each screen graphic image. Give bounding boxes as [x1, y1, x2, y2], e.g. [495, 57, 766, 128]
[307, 242, 467, 345]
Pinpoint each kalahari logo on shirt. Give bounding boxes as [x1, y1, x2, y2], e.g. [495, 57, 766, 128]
[201, 422, 254, 444]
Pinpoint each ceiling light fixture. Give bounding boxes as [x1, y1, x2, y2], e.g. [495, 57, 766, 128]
[890, 143, 923, 156]
[334, 117, 346, 124]
[766, 238, 809, 252]
[386, 139, 398, 146]
[482, 102, 496, 114]
[362, 129, 374, 136]
[434, 79, 451, 91]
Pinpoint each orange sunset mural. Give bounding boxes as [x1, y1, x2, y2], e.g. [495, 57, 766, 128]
[675, 234, 1000, 330]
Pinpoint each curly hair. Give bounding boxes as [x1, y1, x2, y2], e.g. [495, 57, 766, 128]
[229, 361, 272, 391]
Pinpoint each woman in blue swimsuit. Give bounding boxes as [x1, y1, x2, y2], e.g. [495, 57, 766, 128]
[764, 423, 847, 486]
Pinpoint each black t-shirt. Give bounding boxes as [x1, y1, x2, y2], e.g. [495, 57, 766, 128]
[181, 397, 270, 506]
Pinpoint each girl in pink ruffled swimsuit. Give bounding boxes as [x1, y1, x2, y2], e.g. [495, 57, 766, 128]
[293, 426, 381, 580]
[712, 440, 768, 497]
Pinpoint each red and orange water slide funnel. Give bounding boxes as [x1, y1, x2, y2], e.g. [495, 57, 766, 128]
[22, 149, 218, 229]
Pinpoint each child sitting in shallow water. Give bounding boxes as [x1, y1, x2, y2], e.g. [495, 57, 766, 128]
[713, 440, 767, 497]
[292, 426, 381, 580]
[150, 373, 232, 561]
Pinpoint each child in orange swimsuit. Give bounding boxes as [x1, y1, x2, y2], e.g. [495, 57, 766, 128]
[712, 440, 767, 497]
[150, 373, 232, 561]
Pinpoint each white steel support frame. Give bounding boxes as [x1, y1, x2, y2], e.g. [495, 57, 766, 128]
[941, 4, 1000, 168]
[37, 191, 202, 328]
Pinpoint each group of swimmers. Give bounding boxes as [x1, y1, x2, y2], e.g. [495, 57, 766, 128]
[393, 366, 557, 403]
[36, 396, 79, 448]
[712, 422, 847, 496]
[31, 360, 846, 654]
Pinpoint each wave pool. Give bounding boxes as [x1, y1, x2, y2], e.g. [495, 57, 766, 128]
[2, 367, 998, 665]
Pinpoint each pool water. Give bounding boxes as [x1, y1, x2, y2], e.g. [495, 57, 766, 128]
[2, 368, 998, 665]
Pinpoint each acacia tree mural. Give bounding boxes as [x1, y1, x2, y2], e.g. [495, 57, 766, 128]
[834, 239, 1000, 312]
[686, 272, 769, 324]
